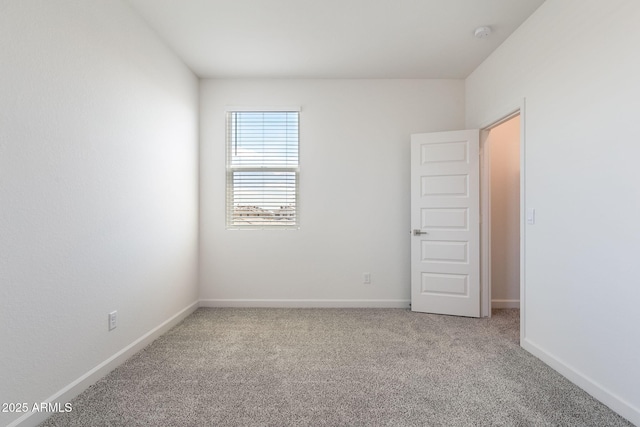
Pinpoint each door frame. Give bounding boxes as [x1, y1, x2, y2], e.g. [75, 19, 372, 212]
[478, 99, 526, 344]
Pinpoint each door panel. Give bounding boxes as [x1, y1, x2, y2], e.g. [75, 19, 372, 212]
[411, 130, 480, 317]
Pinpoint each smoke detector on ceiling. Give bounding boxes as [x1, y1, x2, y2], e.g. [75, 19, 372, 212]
[474, 26, 492, 39]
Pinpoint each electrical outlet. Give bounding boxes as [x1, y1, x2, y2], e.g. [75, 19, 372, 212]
[363, 272, 371, 284]
[108, 311, 117, 331]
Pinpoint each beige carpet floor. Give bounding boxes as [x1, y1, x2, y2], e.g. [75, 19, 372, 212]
[40, 308, 632, 426]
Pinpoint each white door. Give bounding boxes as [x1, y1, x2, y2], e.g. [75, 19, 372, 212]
[410, 130, 480, 317]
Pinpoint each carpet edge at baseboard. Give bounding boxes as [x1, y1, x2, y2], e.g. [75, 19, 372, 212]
[199, 298, 411, 308]
[522, 338, 640, 426]
[9, 301, 200, 427]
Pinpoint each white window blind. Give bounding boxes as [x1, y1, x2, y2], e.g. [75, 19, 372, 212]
[226, 111, 299, 229]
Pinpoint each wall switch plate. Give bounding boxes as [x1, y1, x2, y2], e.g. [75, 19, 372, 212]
[526, 208, 536, 225]
[363, 273, 371, 284]
[108, 311, 117, 331]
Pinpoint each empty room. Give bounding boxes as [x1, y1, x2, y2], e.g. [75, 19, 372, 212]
[1, 0, 639, 426]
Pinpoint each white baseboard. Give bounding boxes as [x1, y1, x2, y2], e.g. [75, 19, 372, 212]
[8, 301, 200, 427]
[199, 299, 411, 308]
[522, 338, 639, 426]
[491, 299, 520, 309]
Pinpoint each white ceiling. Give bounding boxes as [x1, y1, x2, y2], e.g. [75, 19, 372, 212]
[126, 0, 545, 79]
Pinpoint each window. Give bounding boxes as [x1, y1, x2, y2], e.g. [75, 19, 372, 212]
[226, 110, 299, 229]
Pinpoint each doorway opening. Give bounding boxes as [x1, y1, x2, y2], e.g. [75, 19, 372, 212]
[480, 112, 522, 317]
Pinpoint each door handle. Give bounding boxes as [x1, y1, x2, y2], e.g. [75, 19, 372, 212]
[412, 229, 428, 236]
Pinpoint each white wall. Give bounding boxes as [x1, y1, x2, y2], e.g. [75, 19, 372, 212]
[200, 79, 464, 306]
[466, 0, 640, 423]
[488, 116, 520, 307]
[0, 1, 199, 426]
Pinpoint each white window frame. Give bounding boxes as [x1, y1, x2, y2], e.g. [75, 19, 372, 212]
[225, 107, 300, 230]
